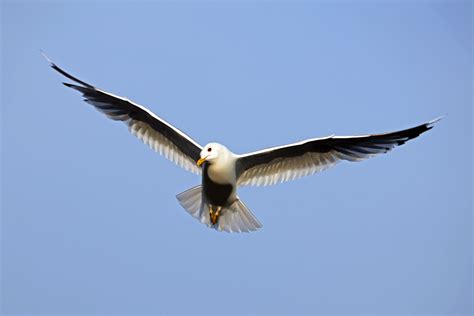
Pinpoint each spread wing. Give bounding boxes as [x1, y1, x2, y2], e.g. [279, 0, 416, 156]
[236, 119, 439, 186]
[46, 55, 203, 174]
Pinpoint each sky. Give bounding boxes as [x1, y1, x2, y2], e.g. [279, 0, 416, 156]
[1, 1, 472, 315]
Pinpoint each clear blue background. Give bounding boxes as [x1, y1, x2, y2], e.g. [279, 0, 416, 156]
[2, 1, 472, 315]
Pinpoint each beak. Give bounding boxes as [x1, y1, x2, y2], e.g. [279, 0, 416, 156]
[197, 156, 207, 167]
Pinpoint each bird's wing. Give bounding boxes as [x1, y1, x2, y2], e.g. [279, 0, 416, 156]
[46, 56, 203, 174]
[236, 119, 439, 186]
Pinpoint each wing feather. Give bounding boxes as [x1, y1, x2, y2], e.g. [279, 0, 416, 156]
[236, 119, 439, 186]
[47, 58, 203, 174]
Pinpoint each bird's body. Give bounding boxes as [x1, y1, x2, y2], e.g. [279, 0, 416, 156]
[202, 162, 235, 206]
[192, 143, 261, 229]
[45, 54, 439, 233]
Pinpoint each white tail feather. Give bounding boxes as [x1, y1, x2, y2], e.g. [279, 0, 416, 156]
[176, 185, 202, 219]
[176, 186, 262, 233]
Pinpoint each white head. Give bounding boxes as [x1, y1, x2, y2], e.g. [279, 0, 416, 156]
[197, 142, 228, 167]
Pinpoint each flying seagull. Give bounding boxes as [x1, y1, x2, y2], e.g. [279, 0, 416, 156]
[45, 55, 439, 233]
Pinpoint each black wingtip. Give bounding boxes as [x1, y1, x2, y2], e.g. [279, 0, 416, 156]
[427, 116, 444, 127]
[40, 50, 54, 66]
[422, 116, 443, 133]
[41, 51, 94, 89]
[61, 82, 90, 94]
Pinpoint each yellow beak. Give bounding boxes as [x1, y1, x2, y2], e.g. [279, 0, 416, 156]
[197, 157, 207, 167]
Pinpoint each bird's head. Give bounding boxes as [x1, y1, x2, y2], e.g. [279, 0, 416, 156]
[197, 143, 227, 167]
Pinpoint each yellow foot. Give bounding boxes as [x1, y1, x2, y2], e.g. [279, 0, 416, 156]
[209, 206, 222, 225]
[209, 206, 214, 224]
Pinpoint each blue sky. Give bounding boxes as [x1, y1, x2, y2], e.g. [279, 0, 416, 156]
[1, 1, 472, 315]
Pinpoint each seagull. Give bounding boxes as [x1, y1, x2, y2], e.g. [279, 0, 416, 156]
[45, 55, 439, 233]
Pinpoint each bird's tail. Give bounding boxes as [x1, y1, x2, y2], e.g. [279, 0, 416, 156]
[176, 185, 262, 233]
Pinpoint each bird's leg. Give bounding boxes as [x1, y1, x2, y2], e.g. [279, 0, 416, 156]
[214, 206, 222, 224]
[209, 205, 222, 226]
[209, 205, 216, 225]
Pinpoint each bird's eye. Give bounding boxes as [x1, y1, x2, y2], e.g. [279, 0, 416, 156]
[207, 148, 212, 152]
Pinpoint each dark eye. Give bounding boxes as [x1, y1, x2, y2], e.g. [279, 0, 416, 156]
[207, 147, 212, 152]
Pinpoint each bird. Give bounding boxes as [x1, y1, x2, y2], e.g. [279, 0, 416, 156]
[44, 54, 440, 233]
